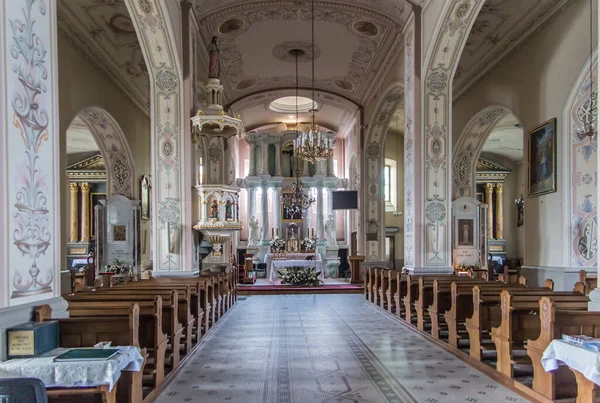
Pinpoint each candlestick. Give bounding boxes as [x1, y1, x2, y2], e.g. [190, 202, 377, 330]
[271, 228, 274, 238]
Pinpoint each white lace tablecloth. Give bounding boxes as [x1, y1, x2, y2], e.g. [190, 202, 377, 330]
[542, 340, 600, 385]
[0, 346, 143, 391]
[270, 259, 325, 284]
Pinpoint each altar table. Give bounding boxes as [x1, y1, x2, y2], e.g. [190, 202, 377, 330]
[542, 340, 600, 401]
[269, 259, 325, 283]
[0, 346, 143, 392]
[265, 252, 322, 282]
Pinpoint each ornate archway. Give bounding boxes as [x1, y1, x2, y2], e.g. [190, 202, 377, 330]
[74, 106, 136, 198]
[363, 83, 404, 262]
[452, 105, 519, 200]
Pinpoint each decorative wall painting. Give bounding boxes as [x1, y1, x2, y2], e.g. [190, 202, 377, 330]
[141, 176, 151, 220]
[528, 118, 557, 197]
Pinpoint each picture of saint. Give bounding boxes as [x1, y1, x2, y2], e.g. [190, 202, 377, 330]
[210, 200, 218, 219]
[457, 219, 474, 246]
[225, 200, 233, 220]
[113, 225, 127, 242]
[528, 119, 556, 196]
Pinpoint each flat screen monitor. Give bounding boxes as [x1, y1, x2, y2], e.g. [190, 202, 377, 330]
[332, 190, 358, 210]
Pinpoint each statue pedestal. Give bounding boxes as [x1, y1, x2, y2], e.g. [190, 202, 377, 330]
[325, 248, 340, 278]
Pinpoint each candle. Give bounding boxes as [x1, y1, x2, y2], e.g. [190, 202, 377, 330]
[271, 228, 274, 237]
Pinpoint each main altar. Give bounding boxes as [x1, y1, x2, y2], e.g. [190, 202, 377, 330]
[266, 252, 324, 284]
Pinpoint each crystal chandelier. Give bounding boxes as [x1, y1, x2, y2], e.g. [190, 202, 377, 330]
[280, 48, 315, 218]
[281, 171, 316, 219]
[295, 0, 336, 163]
[577, 0, 597, 139]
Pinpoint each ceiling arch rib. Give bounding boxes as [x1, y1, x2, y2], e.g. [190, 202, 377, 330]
[195, 0, 410, 106]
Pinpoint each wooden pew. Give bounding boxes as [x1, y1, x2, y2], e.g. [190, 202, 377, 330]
[384, 270, 400, 313]
[65, 297, 168, 391]
[525, 296, 600, 401]
[35, 304, 146, 403]
[580, 269, 598, 294]
[393, 272, 407, 319]
[364, 267, 371, 300]
[67, 289, 184, 368]
[490, 286, 588, 378]
[463, 282, 556, 360]
[378, 269, 392, 310]
[403, 275, 462, 325]
[371, 268, 381, 306]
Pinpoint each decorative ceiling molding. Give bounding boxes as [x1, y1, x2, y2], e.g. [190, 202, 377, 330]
[57, 0, 150, 113]
[67, 154, 106, 172]
[454, 0, 570, 99]
[195, 1, 406, 105]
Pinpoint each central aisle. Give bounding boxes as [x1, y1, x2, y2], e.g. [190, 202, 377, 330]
[156, 295, 529, 403]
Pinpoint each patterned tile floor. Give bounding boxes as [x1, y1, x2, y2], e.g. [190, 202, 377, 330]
[155, 295, 530, 403]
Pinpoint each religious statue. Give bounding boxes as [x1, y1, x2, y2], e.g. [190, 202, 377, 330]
[225, 200, 233, 220]
[248, 216, 259, 246]
[210, 200, 218, 219]
[208, 36, 220, 79]
[324, 214, 337, 248]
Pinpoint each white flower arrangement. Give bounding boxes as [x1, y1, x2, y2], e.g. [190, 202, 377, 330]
[301, 237, 315, 251]
[277, 266, 322, 286]
[103, 259, 131, 275]
[270, 236, 285, 251]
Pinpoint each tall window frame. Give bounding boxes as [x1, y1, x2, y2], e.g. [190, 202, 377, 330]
[384, 158, 397, 212]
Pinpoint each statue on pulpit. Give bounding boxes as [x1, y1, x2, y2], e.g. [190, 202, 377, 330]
[324, 214, 337, 248]
[210, 200, 219, 219]
[248, 216, 259, 246]
[225, 200, 233, 220]
[208, 36, 220, 79]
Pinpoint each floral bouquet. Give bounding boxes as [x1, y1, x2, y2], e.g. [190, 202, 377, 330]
[277, 266, 322, 286]
[103, 259, 131, 275]
[270, 236, 285, 252]
[301, 237, 315, 251]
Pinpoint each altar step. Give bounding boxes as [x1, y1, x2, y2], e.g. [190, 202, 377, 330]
[237, 283, 364, 295]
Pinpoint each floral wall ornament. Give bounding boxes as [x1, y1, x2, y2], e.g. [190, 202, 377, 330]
[7, 0, 57, 299]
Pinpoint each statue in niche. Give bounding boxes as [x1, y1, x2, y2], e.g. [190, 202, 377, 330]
[208, 36, 220, 79]
[225, 200, 233, 220]
[210, 200, 219, 219]
[324, 214, 337, 248]
[248, 216, 259, 246]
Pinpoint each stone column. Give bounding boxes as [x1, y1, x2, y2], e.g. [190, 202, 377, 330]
[273, 186, 281, 237]
[69, 182, 80, 242]
[327, 157, 335, 177]
[316, 186, 324, 240]
[484, 183, 494, 239]
[275, 143, 282, 176]
[316, 160, 326, 176]
[260, 142, 268, 175]
[248, 143, 256, 176]
[302, 160, 310, 177]
[79, 182, 92, 242]
[495, 183, 504, 239]
[261, 185, 269, 241]
[248, 187, 257, 223]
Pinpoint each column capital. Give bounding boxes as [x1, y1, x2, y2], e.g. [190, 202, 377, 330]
[484, 183, 495, 192]
[79, 182, 92, 192]
[69, 182, 80, 193]
[495, 183, 504, 192]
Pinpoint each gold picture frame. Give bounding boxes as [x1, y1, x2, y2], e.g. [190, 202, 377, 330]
[528, 118, 557, 197]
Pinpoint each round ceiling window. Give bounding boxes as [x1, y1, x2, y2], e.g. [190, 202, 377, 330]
[269, 96, 318, 114]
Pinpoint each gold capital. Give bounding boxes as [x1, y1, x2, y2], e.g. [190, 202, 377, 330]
[69, 182, 80, 193]
[79, 182, 92, 193]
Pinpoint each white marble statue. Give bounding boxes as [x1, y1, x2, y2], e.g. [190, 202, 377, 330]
[324, 214, 337, 249]
[248, 216, 259, 246]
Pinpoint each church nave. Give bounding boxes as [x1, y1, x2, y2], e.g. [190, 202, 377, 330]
[156, 295, 527, 403]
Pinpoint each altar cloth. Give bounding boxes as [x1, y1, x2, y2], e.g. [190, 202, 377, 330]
[269, 259, 324, 283]
[265, 252, 323, 282]
[542, 340, 600, 386]
[0, 346, 143, 391]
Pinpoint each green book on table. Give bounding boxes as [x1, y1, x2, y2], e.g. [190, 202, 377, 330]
[53, 348, 120, 362]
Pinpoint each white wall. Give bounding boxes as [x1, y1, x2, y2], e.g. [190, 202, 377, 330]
[453, 0, 598, 269]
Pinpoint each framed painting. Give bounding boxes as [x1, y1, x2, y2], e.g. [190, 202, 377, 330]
[112, 225, 127, 242]
[528, 118, 557, 197]
[475, 192, 484, 203]
[457, 218, 475, 247]
[141, 175, 151, 220]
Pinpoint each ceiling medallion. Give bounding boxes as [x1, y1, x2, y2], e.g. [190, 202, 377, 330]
[272, 41, 321, 63]
[352, 20, 379, 37]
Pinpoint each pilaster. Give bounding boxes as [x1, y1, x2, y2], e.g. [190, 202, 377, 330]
[484, 183, 494, 239]
[79, 182, 91, 242]
[248, 143, 256, 176]
[69, 182, 80, 242]
[275, 143, 282, 176]
[495, 183, 504, 239]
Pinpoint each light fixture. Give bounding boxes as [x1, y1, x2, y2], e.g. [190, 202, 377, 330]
[280, 49, 315, 218]
[577, 0, 597, 139]
[294, 0, 336, 163]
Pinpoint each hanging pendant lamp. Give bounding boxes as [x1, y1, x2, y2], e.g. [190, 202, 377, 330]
[577, 0, 597, 139]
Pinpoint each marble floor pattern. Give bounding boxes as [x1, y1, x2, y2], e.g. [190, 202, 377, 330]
[155, 294, 530, 403]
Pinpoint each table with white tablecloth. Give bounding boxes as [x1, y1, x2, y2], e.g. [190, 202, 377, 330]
[542, 340, 600, 385]
[265, 252, 323, 282]
[269, 259, 324, 284]
[0, 346, 143, 391]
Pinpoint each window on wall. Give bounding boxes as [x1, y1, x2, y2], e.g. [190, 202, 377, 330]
[384, 158, 397, 212]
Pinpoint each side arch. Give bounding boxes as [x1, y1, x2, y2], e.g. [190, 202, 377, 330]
[363, 83, 404, 262]
[73, 106, 136, 198]
[452, 104, 522, 199]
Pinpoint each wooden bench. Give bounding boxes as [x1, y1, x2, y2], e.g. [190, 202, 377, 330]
[403, 275, 462, 325]
[378, 269, 393, 310]
[371, 268, 381, 306]
[67, 290, 184, 369]
[490, 286, 588, 378]
[384, 270, 401, 313]
[35, 304, 147, 403]
[65, 297, 167, 392]
[525, 296, 600, 401]
[393, 272, 407, 319]
[580, 269, 598, 294]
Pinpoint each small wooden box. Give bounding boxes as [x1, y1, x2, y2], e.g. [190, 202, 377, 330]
[7, 321, 58, 359]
